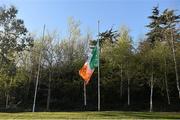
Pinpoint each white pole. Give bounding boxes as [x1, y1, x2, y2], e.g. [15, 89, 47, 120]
[84, 81, 87, 107]
[97, 21, 100, 111]
[32, 24, 45, 112]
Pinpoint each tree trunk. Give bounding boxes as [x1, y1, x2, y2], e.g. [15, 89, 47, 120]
[5, 77, 13, 109]
[5, 92, 9, 109]
[127, 70, 130, 106]
[170, 32, 180, 99]
[24, 69, 32, 104]
[164, 58, 170, 104]
[150, 57, 154, 112]
[120, 64, 123, 97]
[46, 71, 51, 111]
[150, 73, 153, 112]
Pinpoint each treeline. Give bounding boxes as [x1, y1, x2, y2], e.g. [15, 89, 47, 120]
[0, 5, 180, 112]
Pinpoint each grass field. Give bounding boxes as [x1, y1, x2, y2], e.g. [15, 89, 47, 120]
[0, 111, 180, 119]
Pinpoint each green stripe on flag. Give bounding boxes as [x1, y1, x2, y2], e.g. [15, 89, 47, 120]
[89, 46, 98, 69]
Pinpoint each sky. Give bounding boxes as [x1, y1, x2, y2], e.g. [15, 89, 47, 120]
[0, 0, 179, 45]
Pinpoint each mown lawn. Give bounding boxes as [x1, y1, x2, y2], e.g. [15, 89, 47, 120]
[0, 111, 180, 119]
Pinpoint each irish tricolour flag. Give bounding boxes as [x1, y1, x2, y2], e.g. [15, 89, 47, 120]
[79, 45, 98, 84]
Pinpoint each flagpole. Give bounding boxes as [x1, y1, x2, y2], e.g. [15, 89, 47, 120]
[32, 24, 45, 112]
[97, 20, 100, 111]
[84, 81, 87, 108]
[83, 32, 90, 109]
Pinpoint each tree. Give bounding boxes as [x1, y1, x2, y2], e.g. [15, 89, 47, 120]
[0, 6, 33, 65]
[146, 6, 161, 112]
[160, 9, 180, 99]
[116, 27, 133, 106]
[153, 41, 171, 104]
[0, 5, 33, 109]
[42, 31, 57, 111]
[102, 26, 133, 106]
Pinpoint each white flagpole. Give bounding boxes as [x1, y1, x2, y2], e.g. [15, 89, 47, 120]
[97, 20, 100, 111]
[84, 81, 87, 107]
[32, 24, 45, 112]
[83, 32, 90, 109]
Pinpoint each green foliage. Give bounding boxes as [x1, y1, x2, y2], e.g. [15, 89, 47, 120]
[0, 6, 33, 64]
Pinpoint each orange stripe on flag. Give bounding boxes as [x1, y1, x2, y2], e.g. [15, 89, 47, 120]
[79, 62, 94, 84]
